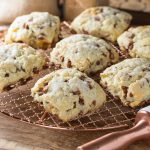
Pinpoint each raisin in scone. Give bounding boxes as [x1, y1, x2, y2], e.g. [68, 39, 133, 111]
[118, 26, 150, 59]
[5, 12, 60, 49]
[71, 7, 132, 43]
[31, 68, 106, 122]
[100, 58, 150, 107]
[0, 43, 46, 92]
[50, 34, 119, 74]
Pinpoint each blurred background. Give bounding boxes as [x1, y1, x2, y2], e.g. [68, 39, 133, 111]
[0, 0, 149, 24]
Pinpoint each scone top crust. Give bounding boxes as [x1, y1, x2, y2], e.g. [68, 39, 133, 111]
[5, 12, 60, 49]
[0, 43, 46, 71]
[71, 6, 132, 42]
[100, 58, 150, 107]
[0, 43, 46, 91]
[31, 68, 106, 122]
[50, 34, 119, 74]
[117, 26, 150, 59]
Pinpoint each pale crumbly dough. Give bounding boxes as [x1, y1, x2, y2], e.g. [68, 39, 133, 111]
[0, 43, 46, 92]
[100, 58, 150, 107]
[31, 68, 106, 122]
[50, 34, 119, 74]
[117, 26, 150, 59]
[5, 12, 60, 49]
[71, 6, 132, 43]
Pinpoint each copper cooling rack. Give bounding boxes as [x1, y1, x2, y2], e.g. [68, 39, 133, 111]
[0, 67, 140, 131]
[0, 22, 144, 131]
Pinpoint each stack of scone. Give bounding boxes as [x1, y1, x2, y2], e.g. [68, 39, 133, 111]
[2, 6, 150, 122]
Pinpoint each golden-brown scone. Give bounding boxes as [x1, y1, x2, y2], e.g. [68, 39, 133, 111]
[0, 43, 46, 92]
[100, 58, 150, 108]
[31, 68, 106, 122]
[5, 12, 60, 49]
[71, 6, 132, 42]
[118, 26, 150, 59]
[50, 34, 119, 74]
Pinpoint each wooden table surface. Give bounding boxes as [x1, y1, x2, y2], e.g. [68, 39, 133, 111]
[0, 113, 150, 150]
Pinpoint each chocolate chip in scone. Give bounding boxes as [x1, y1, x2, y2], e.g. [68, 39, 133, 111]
[74, 49, 78, 53]
[94, 16, 100, 21]
[100, 7, 103, 12]
[79, 75, 86, 81]
[64, 79, 68, 82]
[38, 87, 44, 96]
[96, 60, 100, 65]
[44, 82, 49, 86]
[94, 43, 100, 47]
[5, 73, 9, 77]
[79, 97, 84, 105]
[18, 40, 23, 43]
[38, 87, 43, 92]
[121, 86, 128, 99]
[49, 22, 52, 27]
[82, 29, 89, 34]
[128, 75, 132, 78]
[72, 90, 81, 95]
[113, 23, 117, 28]
[127, 32, 135, 39]
[23, 24, 29, 29]
[70, 29, 76, 34]
[60, 56, 64, 62]
[66, 108, 71, 112]
[142, 68, 150, 72]
[67, 60, 72, 68]
[92, 100, 96, 106]
[102, 53, 107, 57]
[129, 93, 133, 97]
[87, 81, 93, 89]
[145, 78, 150, 83]
[73, 102, 76, 108]
[113, 12, 118, 15]
[33, 67, 39, 74]
[43, 65, 48, 69]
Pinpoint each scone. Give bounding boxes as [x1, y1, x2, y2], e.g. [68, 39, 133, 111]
[117, 26, 150, 59]
[31, 68, 106, 122]
[100, 58, 150, 107]
[50, 34, 119, 74]
[5, 12, 60, 49]
[71, 6, 132, 43]
[0, 43, 46, 92]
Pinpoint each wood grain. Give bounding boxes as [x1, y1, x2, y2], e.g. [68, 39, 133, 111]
[0, 113, 150, 150]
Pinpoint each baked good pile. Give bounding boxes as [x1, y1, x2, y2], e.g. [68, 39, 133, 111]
[1, 7, 150, 122]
